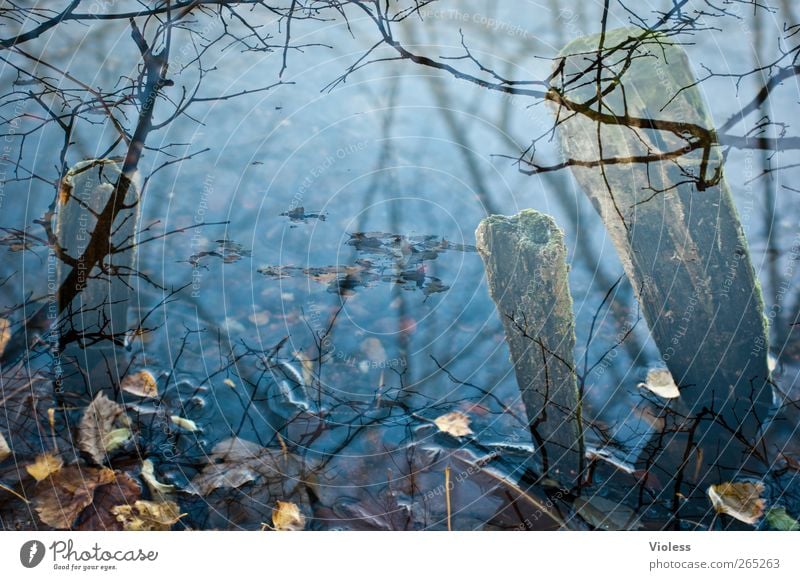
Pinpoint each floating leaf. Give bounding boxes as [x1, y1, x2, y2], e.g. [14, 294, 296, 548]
[26, 453, 63, 481]
[765, 507, 800, 531]
[190, 437, 300, 496]
[79, 392, 132, 465]
[637, 368, 680, 399]
[223, 378, 237, 389]
[76, 471, 141, 531]
[170, 415, 200, 432]
[574, 495, 642, 530]
[272, 500, 306, 531]
[434, 411, 474, 437]
[112, 500, 182, 531]
[0, 430, 10, 462]
[34, 466, 115, 529]
[707, 481, 765, 525]
[141, 459, 175, 496]
[0, 317, 10, 359]
[120, 370, 158, 398]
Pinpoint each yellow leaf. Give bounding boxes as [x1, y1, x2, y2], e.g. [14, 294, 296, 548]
[26, 453, 63, 481]
[170, 416, 200, 432]
[637, 368, 680, 399]
[434, 411, 474, 437]
[0, 430, 10, 462]
[141, 459, 175, 496]
[272, 500, 306, 531]
[112, 500, 183, 531]
[707, 481, 765, 525]
[120, 370, 158, 398]
[0, 317, 10, 359]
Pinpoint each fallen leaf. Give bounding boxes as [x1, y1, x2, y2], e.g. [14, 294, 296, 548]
[79, 392, 132, 465]
[223, 378, 236, 389]
[707, 481, 765, 525]
[638, 368, 680, 399]
[34, 466, 115, 529]
[76, 471, 141, 531]
[112, 500, 182, 531]
[574, 495, 642, 530]
[120, 370, 158, 398]
[765, 507, 800, 531]
[170, 415, 200, 432]
[26, 453, 63, 481]
[141, 459, 175, 496]
[190, 437, 300, 496]
[0, 317, 10, 359]
[0, 430, 10, 462]
[434, 411, 474, 437]
[272, 500, 306, 531]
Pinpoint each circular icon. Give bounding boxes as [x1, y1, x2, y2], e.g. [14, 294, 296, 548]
[19, 540, 45, 568]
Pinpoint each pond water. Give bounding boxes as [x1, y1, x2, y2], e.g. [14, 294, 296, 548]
[0, 0, 798, 530]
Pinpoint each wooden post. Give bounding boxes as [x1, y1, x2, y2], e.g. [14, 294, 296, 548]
[476, 210, 583, 485]
[554, 29, 772, 487]
[55, 159, 140, 391]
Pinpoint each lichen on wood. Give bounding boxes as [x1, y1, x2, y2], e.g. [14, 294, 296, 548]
[476, 210, 583, 484]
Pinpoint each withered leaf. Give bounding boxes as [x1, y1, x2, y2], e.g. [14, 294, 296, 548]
[190, 437, 300, 496]
[26, 453, 63, 481]
[112, 500, 183, 531]
[0, 430, 10, 462]
[434, 411, 474, 437]
[34, 466, 116, 529]
[120, 370, 158, 399]
[79, 392, 132, 465]
[76, 471, 141, 531]
[707, 481, 765, 525]
[141, 459, 175, 496]
[0, 317, 10, 359]
[170, 415, 200, 432]
[637, 368, 680, 399]
[272, 500, 306, 531]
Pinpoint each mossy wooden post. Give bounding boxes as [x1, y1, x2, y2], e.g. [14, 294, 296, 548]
[555, 29, 772, 486]
[55, 159, 140, 392]
[476, 210, 583, 485]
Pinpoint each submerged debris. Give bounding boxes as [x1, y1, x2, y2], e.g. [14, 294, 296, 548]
[258, 231, 474, 296]
[280, 205, 327, 224]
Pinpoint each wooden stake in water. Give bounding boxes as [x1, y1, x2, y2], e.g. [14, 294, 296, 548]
[554, 29, 772, 484]
[476, 210, 583, 485]
[55, 159, 140, 389]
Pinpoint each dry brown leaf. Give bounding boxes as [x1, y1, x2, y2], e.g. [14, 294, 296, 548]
[34, 466, 115, 529]
[434, 411, 474, 437]
[637, 368, 680, 399]
[76, 471, 141, 531]
[112, 500, 182, 531]
[272, 500, 306, 531]
[0, 430, 10, 462]
[707, 481, 765, 525]
[79, 392, 132, 465]
[120, 370, 158, 399]
[141, 459, 175, 496]
[190, 437, 300, 496]
[26, 453, 63, 481]
[0, 317, 10, 359]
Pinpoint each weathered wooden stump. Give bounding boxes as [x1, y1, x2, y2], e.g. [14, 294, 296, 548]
[55, 159, 140, 391]
[554, 29, 772, 489]
[476, 210, 583, 485]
